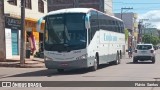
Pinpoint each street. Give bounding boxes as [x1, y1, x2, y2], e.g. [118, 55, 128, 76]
[0, 50, 160, 90]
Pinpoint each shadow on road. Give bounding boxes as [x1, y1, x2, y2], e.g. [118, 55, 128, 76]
[3, 69, 88, 78]
[126, 61, 154, 64]
[0, 64, 116, 79]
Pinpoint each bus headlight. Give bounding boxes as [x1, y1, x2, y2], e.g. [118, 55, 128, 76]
[76, 54, 87, 60]
[45, 56, 53, 61]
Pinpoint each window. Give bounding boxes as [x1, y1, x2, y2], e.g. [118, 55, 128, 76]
[25, 0, 32, 9]
[8, 0, 17, 6]
[90, 11, 98, 41]
[137, 45, 152, 50]
[38, 0, 44, 13]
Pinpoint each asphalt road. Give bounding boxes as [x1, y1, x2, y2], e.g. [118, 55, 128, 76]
[0, 49, 160, 90]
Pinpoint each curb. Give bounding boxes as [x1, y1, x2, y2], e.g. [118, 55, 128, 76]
[0, 63, 45, 68]
[32, 59, 44, 63]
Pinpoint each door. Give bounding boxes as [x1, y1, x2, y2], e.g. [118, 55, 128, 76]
[11, 30, 19, 55]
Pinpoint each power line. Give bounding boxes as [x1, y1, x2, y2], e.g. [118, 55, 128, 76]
[114, 6, 160, 11]
[113, 2, 160, 5]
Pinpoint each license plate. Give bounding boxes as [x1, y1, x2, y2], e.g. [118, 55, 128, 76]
[141, 51, 146, 53]
[61, 63, 68, 66]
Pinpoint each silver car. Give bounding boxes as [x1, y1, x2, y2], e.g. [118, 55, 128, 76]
[133, 44, 156, 63]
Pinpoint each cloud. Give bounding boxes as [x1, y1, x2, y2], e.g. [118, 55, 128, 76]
[138, 10, 160, 29]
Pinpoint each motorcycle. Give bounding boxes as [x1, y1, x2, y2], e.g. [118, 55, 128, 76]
[128, 50, 132, 58]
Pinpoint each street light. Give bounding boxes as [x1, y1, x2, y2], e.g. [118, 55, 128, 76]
[121, 7, 133, 19]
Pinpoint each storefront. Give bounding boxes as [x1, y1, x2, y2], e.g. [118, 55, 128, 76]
[5, 16, 21, 58]
[25, 18, 44, 54]
[5, 16, 44, 59]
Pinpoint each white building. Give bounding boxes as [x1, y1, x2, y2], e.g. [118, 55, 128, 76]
[4, 0, 47, 59]
[4, 0, 47, 19]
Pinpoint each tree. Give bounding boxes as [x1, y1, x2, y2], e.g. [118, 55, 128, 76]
[124, 28, 129, 42]
[152, 36, 160, 45]
[142, 34, 150, 43]
[142, 34, 160, 45]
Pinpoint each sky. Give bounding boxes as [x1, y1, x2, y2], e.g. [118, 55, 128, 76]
[113, 0, 160, 29]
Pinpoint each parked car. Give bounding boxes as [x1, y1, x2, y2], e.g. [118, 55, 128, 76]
[153, 45, 158, 50]
[133, 44, 156, 63]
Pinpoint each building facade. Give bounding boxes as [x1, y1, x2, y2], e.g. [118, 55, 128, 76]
[47, 0, 113, 15]
[0, 0, 6, 61]
[114, 13, 138, 49]
[142, 28, 160, 37]
[4, 0, 47, 59]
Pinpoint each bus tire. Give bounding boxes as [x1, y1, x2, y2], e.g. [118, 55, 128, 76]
[90, 56, 98, 71]
[57, 69, 64, 73]
[114, 52, 120, 65]
[120, 51, 122, 59]
[133, 57, 138, 63]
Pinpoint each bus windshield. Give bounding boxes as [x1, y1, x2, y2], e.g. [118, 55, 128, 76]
[44, 13, 87, 52]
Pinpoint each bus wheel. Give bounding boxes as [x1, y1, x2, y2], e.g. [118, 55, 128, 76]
[114, 53, 120, 65]
[57, 69, 64, 73]
[90, 56, 98, 71]
[120, 51, 122, 59]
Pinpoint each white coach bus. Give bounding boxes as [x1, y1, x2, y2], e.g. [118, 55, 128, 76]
[37, 8, 125, 72]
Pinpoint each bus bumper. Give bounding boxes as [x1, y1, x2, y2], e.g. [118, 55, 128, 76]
[45, 59, 88, 69]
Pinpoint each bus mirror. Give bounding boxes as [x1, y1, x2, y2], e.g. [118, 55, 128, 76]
[37, 17, 44, 32]
[85, 14, 90, 29]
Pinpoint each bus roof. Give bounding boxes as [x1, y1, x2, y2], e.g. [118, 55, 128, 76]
[47, 8, 91, 16]
[46, 8, 122, 22]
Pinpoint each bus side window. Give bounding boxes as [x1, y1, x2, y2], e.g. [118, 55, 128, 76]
[89, 10, 98, 43]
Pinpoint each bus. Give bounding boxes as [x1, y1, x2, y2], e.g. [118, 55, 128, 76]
[37, 8, 125, 72]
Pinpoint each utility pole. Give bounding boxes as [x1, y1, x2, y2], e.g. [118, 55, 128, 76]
[138, 19, 149, 43]
[20, 0, 25, 65]
[0, 0, 6, 61]
[121, 7, 133, 19]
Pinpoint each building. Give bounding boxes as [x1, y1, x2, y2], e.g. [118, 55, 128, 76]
[142, 28, 160, 37]
[47, 0, 113, 15]
[114, 13, 138, 49]
[4, 0, 47, 59]
[0, 0, 6, 61]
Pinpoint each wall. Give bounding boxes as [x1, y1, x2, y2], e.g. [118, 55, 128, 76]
[4, 0, 47, 57]
[115, 13, 134, 30]
[47, 0, 113, 15]
[104, 0, 113, 15]
[5, 28, 12, 59]
[0, 0, 6, 61]
[4, 0, 48, 19]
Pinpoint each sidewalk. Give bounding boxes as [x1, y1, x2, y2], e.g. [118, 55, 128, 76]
[0, 56, 45, 68]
